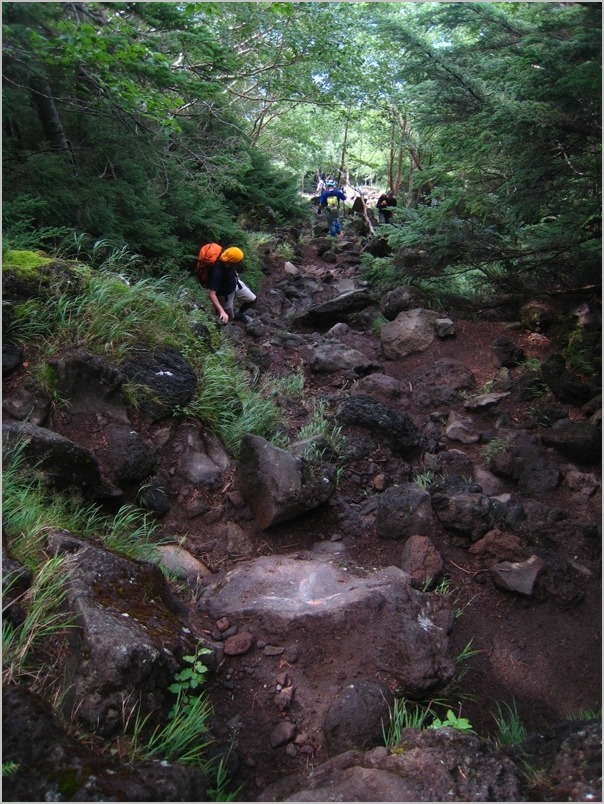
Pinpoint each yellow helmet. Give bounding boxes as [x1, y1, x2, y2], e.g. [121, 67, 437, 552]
[220, 247, 244, 263]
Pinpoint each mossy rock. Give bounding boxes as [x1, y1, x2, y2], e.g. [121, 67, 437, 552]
[2, 250, 91, 305]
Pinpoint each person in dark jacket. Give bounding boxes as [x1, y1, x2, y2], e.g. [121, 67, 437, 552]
[207, 247, 256, 324]
[318, 182, 346, 236]
[377, 189, 397, 224]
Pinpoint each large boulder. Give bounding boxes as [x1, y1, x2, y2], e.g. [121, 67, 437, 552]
[2, 421, 113, 500]
[2, 377, 52, 425]
[2, 342, 23, 376]
[406, 358, 476, 407]
[322, 679, 393, 755]
[173, 423, 231, 486]
[540, 420, 602, 465]
[541, 353, 596, 405]
[336, 395, 428, 456]
[2, 686, 207, 802]
[431, 483, 496, 541]
[120, 346, 197, 422]
[308, 342, 379, 375]
[258, 728, 522, 802]
[379, 286, 425, 321]
[380, 308, 440, 360]
[197, 554, 455, 708]
[46, 531, 195, 735]
[294, 289, 373, 327]
[102, 424, 158, 485]
[236, 434, 336, 529]
[49, 346, 126, 415]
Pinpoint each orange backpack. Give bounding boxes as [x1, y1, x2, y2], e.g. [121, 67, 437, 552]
[196, 243, 223, 287]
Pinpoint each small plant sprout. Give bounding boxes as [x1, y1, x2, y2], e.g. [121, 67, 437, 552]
[168, 644, 212, 712]
[429, 708, 475, 733]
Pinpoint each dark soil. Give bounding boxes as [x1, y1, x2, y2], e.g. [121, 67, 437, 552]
[153, 242, 601, 799]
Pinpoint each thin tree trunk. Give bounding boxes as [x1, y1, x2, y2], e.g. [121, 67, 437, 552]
[337, 113, 350, 187]
[406, 160, 414, 208]
[30, 77, 78, 173]
[394, 144, 404, 195]
[388, 117, 396, 190]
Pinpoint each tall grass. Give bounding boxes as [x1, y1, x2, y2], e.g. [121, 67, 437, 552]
[492, 700, 528, 746]
[3, 440, 163, 568]
[382, 698, 434, 746]
[2, 555, 75, 686]
[129, 693, 213, 765]
[296, 399, 346, 454]
[187, 348, 282, 455]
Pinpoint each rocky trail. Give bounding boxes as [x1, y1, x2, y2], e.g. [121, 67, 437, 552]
[178, 224, 601, 800]
[2, 214, 601, 802]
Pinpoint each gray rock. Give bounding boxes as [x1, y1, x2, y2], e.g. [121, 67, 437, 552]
[2, 421, 112, 500]
[510, 444, 561, 494]
[351, 373, 411, 400]
[376, 483, 434, 540]
[2, 343, 23, 376]
[295, 289, 372, 327]
[174, 423, 231, 486]
[407, 358, 476, 407]
[270, 720, 296, 748]
[463, 391, 511, 411]
[46, 531, 194, 735]
[323, 679, 393, 754]
[2, 378, 52, 425]
[258, 728, 522, 802]
[151, 544, 212, 584]
[308, 342, 378, 375]
[431, 489, 495, 541]
[380, 308, 440, 360]
[490, 555, 546, 597]
[435, 317, 456, 338]
[379, 285, 424, 320]
[49, 347, 126, 416]
[237, 434, 336, 529]
[540, 421, 602, 465]
[445, 410, 480, 444]
[491, 337, 525, 368]
[541, 352, 595, 405]
[197, 555, 455, 699]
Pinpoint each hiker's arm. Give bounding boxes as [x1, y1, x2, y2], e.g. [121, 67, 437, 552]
[208, 289, 229, 323]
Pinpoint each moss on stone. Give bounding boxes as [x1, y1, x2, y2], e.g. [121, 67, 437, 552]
[2, 250, 50, 277]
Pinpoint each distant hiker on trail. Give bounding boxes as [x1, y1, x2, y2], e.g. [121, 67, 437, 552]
[197, 244, 257, 324]
[377, 189, 397, 224]
[318, 180, 346, 236]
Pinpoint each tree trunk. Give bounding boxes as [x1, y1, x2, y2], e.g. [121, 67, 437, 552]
[30, 77, 78, 173]
[337, 113, 350, 187]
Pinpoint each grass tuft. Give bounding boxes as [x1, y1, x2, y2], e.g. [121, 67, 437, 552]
[492, 699, 528, 746]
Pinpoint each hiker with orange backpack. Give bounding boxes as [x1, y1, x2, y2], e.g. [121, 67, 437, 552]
[196, 244, 257, 324]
